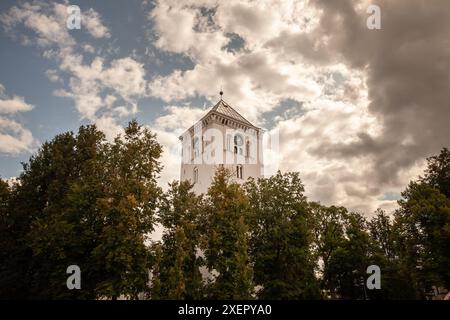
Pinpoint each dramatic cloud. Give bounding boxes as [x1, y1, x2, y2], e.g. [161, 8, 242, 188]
[1, 0, 449, 214]
[148, 0, 323, 124]
[292, 0, 450, 209]
[147, 0, 450, 213]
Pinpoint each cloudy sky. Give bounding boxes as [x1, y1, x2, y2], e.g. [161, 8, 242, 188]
[0, 0, 449, 214]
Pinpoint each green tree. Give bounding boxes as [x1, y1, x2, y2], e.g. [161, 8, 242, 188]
[24, 126, 105, 299]
[245, 172, 320, 299]
[91, 120, 162, 299]
[325, 212, 374, 299]
[0, 178, 17, 299]
[308, 203, 347, 298]
[1, 121, 162, 299]
[149, 242, 162, 299]
[156, 180, 204, 299]
[421, 147, 450, 197]
[394, 182, 450, 297]
[367, 210, 417, 299]
[391, 148, 450, 298]
[202, 167, 253, 299]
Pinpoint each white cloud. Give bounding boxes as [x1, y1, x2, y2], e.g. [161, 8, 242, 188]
[0, 96, 34, 114]
[0, 118, 35, 154]
[154, 106, 207, 134]
[45, 69, 62, 83]
[1, 1, 120, 130]
[0, 84, 36, 154]
[56, 54, 147, 127]
[152, 127, 182, 189]
[102, 58, 147, 100]
[271, 94, 411, 213]
[0, 1, 110, 49]
[83, 8, 111, 39]
[95, 116, 124, 141]
[147, 0, 327, 126]
[150, 2, 198, 54]
[0, 1, 75, 48]
[82, 43, 96, 54]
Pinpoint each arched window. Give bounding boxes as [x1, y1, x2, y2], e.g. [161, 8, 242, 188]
[193, 137, 199, 158]
[234, 134, 243, 155]
[236, 165, 243, 179]
[246, 141, 250, 158]
[193, 167, 198, 184]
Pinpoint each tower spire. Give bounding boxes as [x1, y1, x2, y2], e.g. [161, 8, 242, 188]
[219, 87, 223, 100]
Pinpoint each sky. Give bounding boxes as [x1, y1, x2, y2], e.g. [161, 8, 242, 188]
[0, 0, 449, 215]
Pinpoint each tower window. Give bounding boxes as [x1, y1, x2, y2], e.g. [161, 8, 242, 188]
[236, 165, 243, 179]
[193, 137, 200, 158]
[194, 167, 198, 184]
[246, 141, 250, 158]
[234, 134, 243, 155]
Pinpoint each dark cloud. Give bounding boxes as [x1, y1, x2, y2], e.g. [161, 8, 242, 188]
[304, 0, 450, 186]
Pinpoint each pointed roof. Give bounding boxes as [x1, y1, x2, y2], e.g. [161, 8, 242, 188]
[180, 99, 259, 139]
[210, 99, 255, 128]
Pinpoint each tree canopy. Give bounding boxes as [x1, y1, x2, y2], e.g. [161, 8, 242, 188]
[1, 122, 449, 300]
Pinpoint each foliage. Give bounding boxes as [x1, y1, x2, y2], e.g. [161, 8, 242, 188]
[153, 180, 204, 299]
[0, 121, 162, 299]
[202, 166, 254, 299]
[245, 172, 320, 299]
[1, 119, 449, 300]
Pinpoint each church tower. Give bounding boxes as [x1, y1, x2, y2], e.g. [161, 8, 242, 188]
[179, 93, 263, 194]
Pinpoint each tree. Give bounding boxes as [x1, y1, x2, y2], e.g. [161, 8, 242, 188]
[0, 178, 16, 299]
[421, 147, 450, 197]
[245, 172, 320, 299]
[368, 209, 396, 261]
[1, 121, 162, 299]
[149, 242, 163, 299]
[155, 180, 204, 299]
[91, 120, 162, 299]
[308, 203, 347, 298]
[367, 209, 417, 299]
[324, 212, 374, 299]
[391, 148, 450, 298]
[202, 167, 253, 299]
[32, 125, 110, 299]
[394, 182, 450, 297]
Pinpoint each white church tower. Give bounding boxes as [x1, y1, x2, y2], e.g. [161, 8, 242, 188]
[180, 92, 264, 194]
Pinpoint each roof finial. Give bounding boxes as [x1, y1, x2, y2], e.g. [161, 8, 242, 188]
[219, 87, 223, 100]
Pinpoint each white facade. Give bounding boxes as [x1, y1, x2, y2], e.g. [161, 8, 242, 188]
[180, 99, 263, 194]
